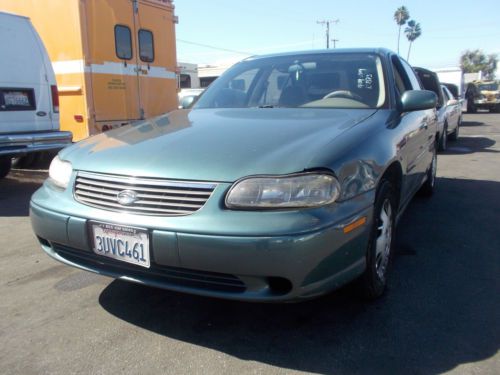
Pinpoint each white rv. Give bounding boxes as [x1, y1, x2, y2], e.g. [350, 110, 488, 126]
[432, 67, 467, 112]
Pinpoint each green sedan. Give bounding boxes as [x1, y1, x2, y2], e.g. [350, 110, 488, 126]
[30, 48, 438, 301]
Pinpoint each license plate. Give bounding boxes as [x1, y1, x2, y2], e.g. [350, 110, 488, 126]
[4, 91, 30, 106]
[89, 222, 150, 268]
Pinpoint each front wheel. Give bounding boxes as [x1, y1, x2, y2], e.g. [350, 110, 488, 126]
[467, 99, 477, 113]
[439, 123, 448, 151]
[449, 118, 460, 141]
[358, 180, 397, 299]
[0, 156, 12, 179]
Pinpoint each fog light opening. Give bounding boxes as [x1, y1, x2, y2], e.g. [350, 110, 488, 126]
[37, 236, 50, 247]
[268, 277, 292, 295]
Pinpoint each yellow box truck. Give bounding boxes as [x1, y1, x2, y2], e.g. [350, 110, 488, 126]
[0, 0, 179, 141]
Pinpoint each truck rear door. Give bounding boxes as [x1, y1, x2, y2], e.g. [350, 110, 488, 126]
[135, 0, 178, 118]
[84, 0, 142, 122]
[0, 14, 55, 133]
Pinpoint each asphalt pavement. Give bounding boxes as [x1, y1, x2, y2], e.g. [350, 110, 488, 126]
[0, 113, 499, 375]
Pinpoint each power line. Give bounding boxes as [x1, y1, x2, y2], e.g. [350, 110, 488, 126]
[176, 39, 253, 55]
[317, 19, 339, 49]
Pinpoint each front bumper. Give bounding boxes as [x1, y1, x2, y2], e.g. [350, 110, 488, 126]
[0, 130, 72, 156]
[474, 98, 500, 109]
[30, 180, 373, 302]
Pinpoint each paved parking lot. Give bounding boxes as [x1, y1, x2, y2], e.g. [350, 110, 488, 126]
[0, 113, 499, 375]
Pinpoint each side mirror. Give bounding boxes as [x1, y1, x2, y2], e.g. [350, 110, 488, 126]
[447, 99, 458, 106]
[179, 95, 196, 109]
[400, 90, 437, 112]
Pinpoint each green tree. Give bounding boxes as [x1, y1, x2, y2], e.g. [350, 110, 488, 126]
[405, 20, 422, 61]
[460, 49, 497, 79]
[394, 6, 410, 55]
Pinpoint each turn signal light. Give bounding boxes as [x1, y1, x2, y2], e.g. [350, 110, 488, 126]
[343, 217, 367, 234]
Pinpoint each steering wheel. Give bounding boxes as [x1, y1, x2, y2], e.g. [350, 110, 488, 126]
[323, 90, 363, 101]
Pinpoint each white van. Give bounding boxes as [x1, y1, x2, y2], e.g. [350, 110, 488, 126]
[0, 11, 72, 178]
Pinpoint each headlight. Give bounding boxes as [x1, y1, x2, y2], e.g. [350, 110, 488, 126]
[49, 155, 73, 189]
[226, 173, 341, 209]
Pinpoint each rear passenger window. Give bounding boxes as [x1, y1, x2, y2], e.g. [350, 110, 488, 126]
[138, 29, 154, 62]
[115, 25, 132, 60]
[442, 87, 450, 101]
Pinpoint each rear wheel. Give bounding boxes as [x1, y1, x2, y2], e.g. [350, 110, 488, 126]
[0, 156, 12, 179]
[358, 180, 396, 299]
[12, 152, 41, 169]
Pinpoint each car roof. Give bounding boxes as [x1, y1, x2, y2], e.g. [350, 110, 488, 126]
[243, 48, 394, 62]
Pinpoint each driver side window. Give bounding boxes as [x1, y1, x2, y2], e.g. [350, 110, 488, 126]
[391, 56, 413, 99]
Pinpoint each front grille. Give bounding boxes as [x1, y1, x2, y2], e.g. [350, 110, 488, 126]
[74, 171, 217, 216]
[52, 244, 247, 293]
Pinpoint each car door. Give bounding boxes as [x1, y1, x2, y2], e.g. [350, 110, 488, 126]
[392, 57, 435, 204]
[442, 85, 459, 130]
[401, 59, 436, 184]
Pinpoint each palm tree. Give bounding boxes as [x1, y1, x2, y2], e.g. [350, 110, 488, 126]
[405, 20, 422, 61]
[394, 6, 410, 54]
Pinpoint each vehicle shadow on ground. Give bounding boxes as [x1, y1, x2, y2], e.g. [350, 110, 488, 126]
[460, 120, 484, 127]
[99, 177, 500, 374]
[0, 171, 45, 217]
[445, 136, 498, 155]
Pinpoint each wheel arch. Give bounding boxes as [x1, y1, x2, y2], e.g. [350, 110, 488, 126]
[378, 161, 403, 211]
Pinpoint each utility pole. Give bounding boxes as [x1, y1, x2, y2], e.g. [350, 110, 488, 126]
[317, 19, 339, 49]
[331, 38, 339, 48]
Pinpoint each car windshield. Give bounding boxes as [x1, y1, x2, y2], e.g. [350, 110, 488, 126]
[478, 83, 498, 91]
[194, 53, 386, 110]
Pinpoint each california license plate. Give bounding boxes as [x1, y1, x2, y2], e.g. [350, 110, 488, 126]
[89, 222, 150, 268]
[4, 91, 30, 106]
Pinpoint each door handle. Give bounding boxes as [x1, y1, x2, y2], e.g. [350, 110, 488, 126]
[419, 122, 428, 130]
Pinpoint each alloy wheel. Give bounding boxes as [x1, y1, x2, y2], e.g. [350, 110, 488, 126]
[375, 199, 393, 281]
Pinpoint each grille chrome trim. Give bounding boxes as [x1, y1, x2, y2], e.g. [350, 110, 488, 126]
[74, 171, 217, 216]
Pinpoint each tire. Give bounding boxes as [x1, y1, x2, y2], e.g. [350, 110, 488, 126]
[418, 144, 437, 197]
[0, 156, 12, 179]
[439, 123, 448, 151]
[357, 179, 397, 299]
[449, 118, 460, 141]
[467, 99, 476, 113]
[11, 152, 40, 169]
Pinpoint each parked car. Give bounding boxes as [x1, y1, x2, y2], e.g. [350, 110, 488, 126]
[0, 11, 72, 178]
[414, 68, 459, 151]
[441, 82, 466, 113]
[31, 48, 437, 302]
[439, 85, 461, 148]
[465, 80, 500, 113]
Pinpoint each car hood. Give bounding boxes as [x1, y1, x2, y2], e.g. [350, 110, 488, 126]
[61, 108, 376, 182]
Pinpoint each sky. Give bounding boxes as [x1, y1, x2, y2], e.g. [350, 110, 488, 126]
[174, 0, 500, 71]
